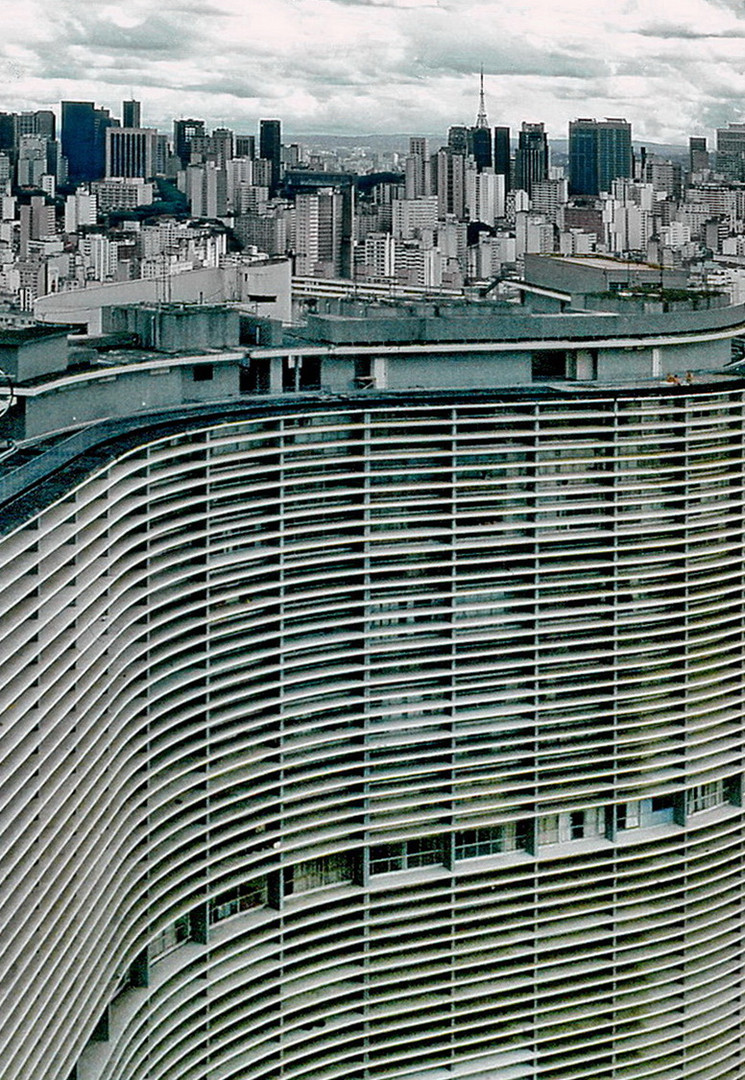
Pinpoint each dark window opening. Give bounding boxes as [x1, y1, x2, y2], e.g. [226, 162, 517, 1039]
[193, 363, 214, 382]
[651, 794, 675, 813]
[532, 351, 566, 380]
[210, 877, 268, 922]
[241, 358, 271, 393]
[370, 836, 445, 874]
[569, 810, 585, 839]
[240, 358, 269, 393]
[285, 853, 353, 895]
[299, 355, 321, 390]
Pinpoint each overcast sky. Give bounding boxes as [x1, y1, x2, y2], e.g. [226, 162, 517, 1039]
[2, 0, 744, 144]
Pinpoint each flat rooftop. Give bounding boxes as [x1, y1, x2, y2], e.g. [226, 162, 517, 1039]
[535, 254, 665, 272]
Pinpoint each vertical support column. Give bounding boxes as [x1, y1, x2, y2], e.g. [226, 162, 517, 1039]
[129, 947, 150, 988]
[191, 902, 209, 945]
[269, 356, 283, 394]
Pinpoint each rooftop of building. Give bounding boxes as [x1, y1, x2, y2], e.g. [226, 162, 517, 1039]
[530, 254, 662, 272]
[0, 323, 74, 346]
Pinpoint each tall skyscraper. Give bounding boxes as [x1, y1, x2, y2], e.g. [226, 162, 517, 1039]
[235, 135, 256, 159]
[514, 121, 548, 196]
[494, 125, 511, 192]
[16, 110, 55, 142]
[106, 127, 158, 179]
[62, 100, 116, 182]
[0, 112, 15, 157]
[689, 136, 709, 174]
[1, 274, 745, 1080]
[405, 137, 430, 199]
[568, 117, 632, 196]
[259, 118, 282, 196]
[16, 134, 47, 187]
[173, 118, 206, 168]
[468, 127, 492, 171]
[432, 146, 466, 218]
[717, 122, 745, 181]
[447, 125, 469, 155]
[122, 99, 141, 129]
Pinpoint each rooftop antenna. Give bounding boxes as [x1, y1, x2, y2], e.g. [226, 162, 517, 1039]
[476, 66, 489, 129]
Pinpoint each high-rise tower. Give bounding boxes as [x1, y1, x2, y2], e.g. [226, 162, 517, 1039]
[173, 118, 205, 168]
[61, 101, 116, 182]
[122, 99, 141, 129]
[493, 125, 511, 192]
[468, 69, 492, 172]
[259, 119, 282, 197]
[568, 117, 632, 196]
[514, 121, 548, 196]
[475, 66, 488, 129]
[106, 127, 158, 179]
[2, 269, 745, 1080]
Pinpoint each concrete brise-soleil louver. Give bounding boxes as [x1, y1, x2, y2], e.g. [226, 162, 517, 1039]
[2, 255, 745, 1080]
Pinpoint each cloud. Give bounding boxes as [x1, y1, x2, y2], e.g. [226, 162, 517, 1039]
[0, 0, 745, 142]
[636, 21, 745, 39]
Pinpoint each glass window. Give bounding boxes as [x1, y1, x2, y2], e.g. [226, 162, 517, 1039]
[370, 842, 405, 874]
[369, 837, 446, 874]
[149, 913, 191, 959]
[687, 781, 724, 815]
[455, 824, 517, 860]
[290, 853, 354, 894]
[210, 877, 268, 923]
[538, 814, 560, 845]
[406, 836, 443, 867]
[616, 801, 640, 829]
[569, 811, 585, 840]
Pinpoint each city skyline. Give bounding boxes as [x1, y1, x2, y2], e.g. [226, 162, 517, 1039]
[2, 0, 745, 144]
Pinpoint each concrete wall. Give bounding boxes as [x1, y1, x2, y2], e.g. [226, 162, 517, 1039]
[35, 260, 292, 333]
[104, 305, 241, 352]
[0, 332, 69, 382]
[301, 305, 745, 348]
[180, 361, 238, 403]
[596, 338, 733, 382]
[523, 254, 688, 295]
[35, 270, 226, 334]
[320, 356, 357, 392]
[385, 353, 531, 389]
[596, 347, 656, 382]
[22, 361, 241, 439]
[238, 259, 292, 325]
[658, 338, 732, 373]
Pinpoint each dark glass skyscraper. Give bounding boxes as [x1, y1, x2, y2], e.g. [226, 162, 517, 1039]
[494, 125, 511, 191]
[61, 101, 115, 182]
[468, 126, 492, 171]
[259, 118, 282, 196]
[569, 117, 632, 196]
[689, 136, 708, 173]
[447, 125, 469, 156]
[173, 118, 205, 168]
[122, 99, 141, 129]
[514, 122, 548, 196]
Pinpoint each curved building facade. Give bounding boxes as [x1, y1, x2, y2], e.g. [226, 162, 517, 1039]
[1, 373, 745, 1080]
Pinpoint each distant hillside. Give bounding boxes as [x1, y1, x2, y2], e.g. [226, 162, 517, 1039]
[288, 132, 689, 161]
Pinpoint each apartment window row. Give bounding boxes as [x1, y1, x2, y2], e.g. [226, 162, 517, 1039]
[148, 913, 192, 960]
[285, 852, 354, 895]
[688, 780, 726, 815]
[370, 836, 445, 874]
[147, 778, 741, 956]
[210, 878, 269, 924]
[367, 776, 741, 872]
